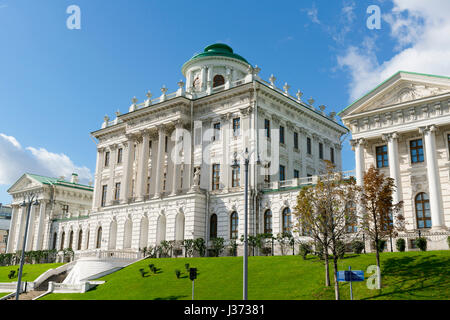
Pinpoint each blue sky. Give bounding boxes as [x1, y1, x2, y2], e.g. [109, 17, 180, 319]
[1, 0, 450, 204]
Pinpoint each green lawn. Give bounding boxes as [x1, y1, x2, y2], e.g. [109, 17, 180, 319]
[40, 251, 449, 300]
[0, 292, 11, 298]
[0, 263, 64, 283]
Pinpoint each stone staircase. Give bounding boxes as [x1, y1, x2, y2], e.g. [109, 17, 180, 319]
[7, 271, 68, 300]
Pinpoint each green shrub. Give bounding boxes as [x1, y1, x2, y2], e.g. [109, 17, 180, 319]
[396, 238, 406, 252]
[447, 236, 450, 249]
[298, 242, 311, 260]
[314, 242, 324, 260]
[377, 240, 387, 253]
[194, 238, 206, 257]
[261, 247, 272, 256]
[210, 237, 225, 257]
[351, 240, 365, 254]
[336, 241, 346, 259]
[416, 237, 427, 251]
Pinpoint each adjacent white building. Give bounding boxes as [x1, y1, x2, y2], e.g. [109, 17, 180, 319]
[339, 71, 450, 250]
[6, 44, 346, 256]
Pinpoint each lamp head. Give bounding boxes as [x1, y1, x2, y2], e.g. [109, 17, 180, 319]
[20, 201, 27, 207]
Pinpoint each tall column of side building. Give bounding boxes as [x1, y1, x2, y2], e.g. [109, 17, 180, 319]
[421, 125, 446, 230]
[221, 113, 231, 189]
[171, 121, 183, 195]
[92, 148, 104, 210]
[154, 126, 166, 198]
[14, 206, 26, 252]
[136, 130, 150, 201]
[106, 146, 117, 205]
[352, 138, 366, 186]
[34, 200, 47, 251]
[121, 137, 136, 204]
[25, 204, 36, 251]
[384, 133, 402, 205]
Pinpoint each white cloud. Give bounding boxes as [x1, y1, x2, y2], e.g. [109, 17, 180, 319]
[338, 0, 450, 102]
[304, 3, 320, 25]
[0, 133, 93, 186]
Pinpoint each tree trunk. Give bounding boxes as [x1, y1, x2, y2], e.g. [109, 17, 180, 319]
[333, 255, 340, 300]
[324, 251, 330, 287]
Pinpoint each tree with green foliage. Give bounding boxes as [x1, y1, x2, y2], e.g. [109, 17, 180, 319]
[359, 165, 404, 289]
[183, 239, 195, 258]
[228, 239, 238, 256]
[298, 242, 312, 260]
[193, 238, 206, 257]
[351, 240, 365, 254]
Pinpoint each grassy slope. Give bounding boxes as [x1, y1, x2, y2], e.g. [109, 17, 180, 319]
[40, 251, 449, 300]
[0, 263, 64, 283]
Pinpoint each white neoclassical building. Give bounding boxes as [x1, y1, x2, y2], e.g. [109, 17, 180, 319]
[7, 44, 347, 257]
[6, 173, 93, 253]
[339, 71, 450, 250]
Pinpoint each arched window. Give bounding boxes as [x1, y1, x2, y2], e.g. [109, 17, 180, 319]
[77, 230, 83, 251]
[69, 231, 74, 249]
[346, 202, 357, 233]
[264, 210, 272, 235]
[96, 227, 102, 249]
[282, 208, 292, 234]
[210, 214, 218, 239]
[213, 75, 225, 88]
[415, 193, 431, 229]
[230, 212, 239, 239]
[60, 232, 65, 251]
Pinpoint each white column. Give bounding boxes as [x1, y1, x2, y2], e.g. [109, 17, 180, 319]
[121, 137, 136, 204]
[34, 201, 47, 251]
[14, 206, 26, 252]
[6, 205, 18, 253]
[137, 131, 150, 201]
[383, 133, 402, 204]
[92, 148, 104, 210]
[154, 126, 166, 198]
[171, 121, 183, 196]
[351, 138, 365, 186]
[421, 126, 445, 230]
[221, 113, 231, 189]
[201, 66, 207, 91]
[206, 65, 213, 94]
[106, 145, 117, 206]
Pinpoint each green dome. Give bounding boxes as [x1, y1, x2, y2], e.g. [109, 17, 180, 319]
[186, 43, 250, 65]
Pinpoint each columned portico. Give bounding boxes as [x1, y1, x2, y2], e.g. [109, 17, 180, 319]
[420, 125, 446, 230]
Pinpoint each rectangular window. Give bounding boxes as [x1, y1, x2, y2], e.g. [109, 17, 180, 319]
[376, 145, 389, 168]
[101, 185, 107, 207]
[265, 119, 270, 138]
[410, 139, 424, 163]
[117, 148, 123, 164]
[307, 174, 313, 183]
[104, 151, 110, 167]
[279, 165, 286, 181]
[149, 141, 152, 157]
[448, 134, 450, 155]
[165, 136, 168, 153]
[294, 132, 299, 149]
[232, 162, 240, 187]
[280, 126, 285, 144]
[307, 137, 312, 155]
[294, 170, 300, 179]
[233, 118, 240, 136]
[319, 143, 323, 159]
[146, 177, 150, 195]
[62, 205, 69, 214]
[330, 147, 335, 164]
[114, 182, 121, 200]
[213, 123, 221, 141]
[212, 164, 220, 190]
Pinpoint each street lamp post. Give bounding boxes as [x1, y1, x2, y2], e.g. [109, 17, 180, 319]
[15, 193, 39, 300]
[232, 148, 255, 300]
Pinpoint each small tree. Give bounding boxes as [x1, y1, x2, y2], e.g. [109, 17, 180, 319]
[396, 238, 406, 252]
[210, 237, 225, 257]
[193, 238, 206, 257]
[183, 239, 195, 258]
[299, 242, 312, 260]
[359, 165, 404, 289]
[294, 162, 360, 300]
[228, 239, 238, 256]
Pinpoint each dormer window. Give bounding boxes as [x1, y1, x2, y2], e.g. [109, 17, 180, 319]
[213, 75, 225, 88]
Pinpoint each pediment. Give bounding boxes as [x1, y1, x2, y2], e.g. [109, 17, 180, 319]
[360, 82, 450, 113]
[7, 174, 44, 194]
[340, 72, 450, 118]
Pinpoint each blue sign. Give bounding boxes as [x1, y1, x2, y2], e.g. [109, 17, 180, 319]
[337, 270, 364, 282]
